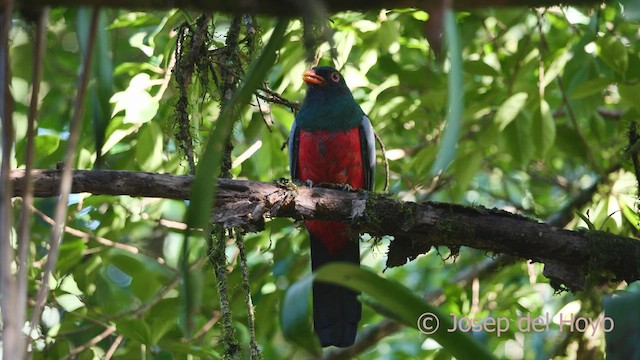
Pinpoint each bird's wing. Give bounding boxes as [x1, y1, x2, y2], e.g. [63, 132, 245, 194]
[289, 119, 300, 179]
[359, 115, 376, 191]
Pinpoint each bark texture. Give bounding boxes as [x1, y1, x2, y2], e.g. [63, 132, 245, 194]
[11, 169, 640, 290]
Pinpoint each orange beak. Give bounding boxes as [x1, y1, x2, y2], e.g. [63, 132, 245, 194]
[302, 69, 325, 86]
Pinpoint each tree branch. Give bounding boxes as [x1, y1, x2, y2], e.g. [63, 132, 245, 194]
[10, 169, 640, 290]
[13, 0, 602, 16]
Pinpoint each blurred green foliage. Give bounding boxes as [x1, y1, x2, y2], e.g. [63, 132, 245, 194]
[8, 3, 640, 359]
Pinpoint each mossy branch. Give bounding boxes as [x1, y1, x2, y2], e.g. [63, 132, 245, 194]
[208, 227, 240, 359]
[11, 169, 640, 291]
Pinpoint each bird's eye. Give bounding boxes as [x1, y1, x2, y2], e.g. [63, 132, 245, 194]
[330, 72, 341, 83]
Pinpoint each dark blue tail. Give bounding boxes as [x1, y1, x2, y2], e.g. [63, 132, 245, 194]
[310, 233, 361, 348]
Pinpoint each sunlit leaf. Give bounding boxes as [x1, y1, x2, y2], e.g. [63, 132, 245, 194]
[34, 134, 60, 158]
[541, 52, 570, 88]
[136, 121, 164, 171]
[495, 92, 528, 131]
[111, 73, 159, 124]
[55, 294, 85, 312]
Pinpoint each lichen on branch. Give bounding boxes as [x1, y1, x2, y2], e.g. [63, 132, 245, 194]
[10, 169, 640, 291]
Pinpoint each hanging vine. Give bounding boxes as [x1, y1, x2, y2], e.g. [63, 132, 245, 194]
[173, 11, 273, 359]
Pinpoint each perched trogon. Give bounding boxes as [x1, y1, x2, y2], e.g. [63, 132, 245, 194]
[288, 66, 376, 347]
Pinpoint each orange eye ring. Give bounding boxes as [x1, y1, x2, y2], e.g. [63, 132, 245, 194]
[330, 72, 341, 83]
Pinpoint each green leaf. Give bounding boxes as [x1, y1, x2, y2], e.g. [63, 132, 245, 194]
[571, 77, 612, 99]
[503, 110, 533, 167]
[78, 8, 114, 167]
[575, 211, 596, 230]
[109, 12, 160, 29]
[102, 116, 138, 155]
[621, 202, 640, 231]
[495, 92, 528, 131]
[431, 10, 463, 176]
[451, 146, 483, 200]
[105, 249, 173, 301]
[315, 264, 496, 360]
[55, 294, 85, 312]
[129, 32, 154, 57]
[34, 134, 60, 158]
[111, 73, 159, 124]
[531, 99, 556, 158]
[93, 10, 114, 163]
[117, 318, 152, 344]
[604, 291, 640, 360]
[179, 264, 204, 336]
[620, 0, 640, 20]
[619, 83, 640, 111]
[377, 20, 400, 52]
[147, 298, 181, 345]
[541, 52, 570, 88]
[597, 37, 628, 76]
[464, 60, 499, 77]
[57, 238, 86, 274]
[280, 275, 319, 351]
[555, 124, 587, 159]
[160, 340, 220, 358]
[335, 29, 356, 68]
[136, 121, 163, 171]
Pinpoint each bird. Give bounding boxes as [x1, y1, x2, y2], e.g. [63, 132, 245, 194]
[288, 66, 376, 347]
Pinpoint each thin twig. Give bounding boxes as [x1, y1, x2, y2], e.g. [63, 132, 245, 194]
[323, 319, 403, 360]
[159, 217, 190, 230]
[374, 130, 390, 192]
[29, 203, 140, 255]
[60, 326, 116, 360]
[104, 334, 124, 360]
[28, 6, 100, 344]
[17, 11, 49, 357]
[191, 311, 222, 341]
[0, 0, 20, 358]
[553, 107, 624, 121]
[50, 297, 113, 338]
[114, 261, 201, 320]
[254, 93, 274, 131]
[257, 85, 300, 110]
[152, 49, 176, 102]
[235, 231, 262, 359]
[52, 259, 205, 341]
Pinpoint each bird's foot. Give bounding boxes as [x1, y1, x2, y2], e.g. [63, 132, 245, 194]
[339, 183, 355, 191]
[316, 183, 355, 191]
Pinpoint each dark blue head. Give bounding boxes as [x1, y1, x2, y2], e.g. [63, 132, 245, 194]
[295, 66, 363, 131]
